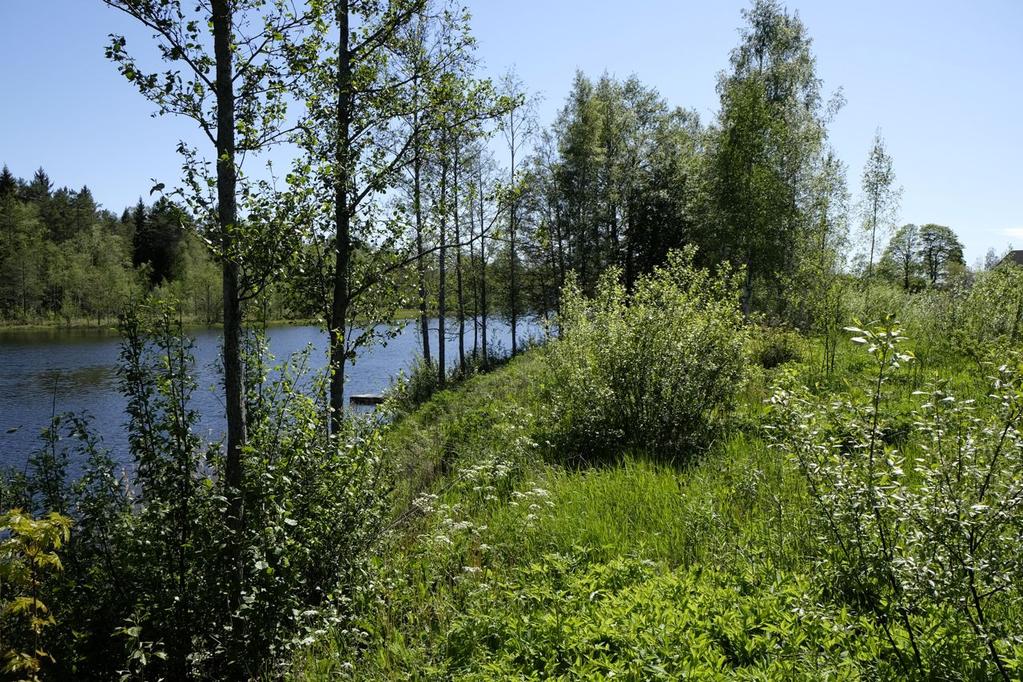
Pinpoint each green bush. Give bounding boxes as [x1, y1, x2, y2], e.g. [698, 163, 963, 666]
[769, 319, 1023, 680]
[960, 264, 1023, 358]
[388, 347, 516, 414]
[388, 356, 442, 410]
[543, 247, 749, 462]
[751, 325, 803, 369]
[2, 304, 391, 679]
[0, 508, 71, 682]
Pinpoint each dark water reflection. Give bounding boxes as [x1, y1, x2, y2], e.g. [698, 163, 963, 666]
[0, 317, 545, 472]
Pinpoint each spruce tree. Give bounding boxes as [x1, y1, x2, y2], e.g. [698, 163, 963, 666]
[0, 165, 16, 198]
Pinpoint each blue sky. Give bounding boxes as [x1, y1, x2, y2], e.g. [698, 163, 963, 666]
[1, 0, 1020, 263]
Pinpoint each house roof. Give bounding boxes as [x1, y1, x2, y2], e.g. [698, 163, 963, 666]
[998, 250, 1023, 267]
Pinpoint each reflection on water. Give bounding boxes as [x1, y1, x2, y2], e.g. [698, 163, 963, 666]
[34, 366, 118, 392]
[0, 317, 545, 471]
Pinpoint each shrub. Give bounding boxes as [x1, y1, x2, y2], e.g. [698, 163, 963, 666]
[387, 345, 518, 413]
[0, 508, 71, 682]
[769, 318, 1023, 680]
[388, 356, 441, 411]
[543, 247, 749, 462]
[1, 303, 392, 679]
[752, 325, 803, 369]
[960, 264, 1023, 359]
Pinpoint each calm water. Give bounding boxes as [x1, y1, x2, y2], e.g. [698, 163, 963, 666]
[0, 317, 545, 472]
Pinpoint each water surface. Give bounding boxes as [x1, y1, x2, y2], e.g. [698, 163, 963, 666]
[0, 317, 543, 472]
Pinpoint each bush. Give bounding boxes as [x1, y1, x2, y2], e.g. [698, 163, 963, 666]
[0, 508, 71, 681]
[960, 264, 1023, 359]
[769, 318, 1023, 680]
[752, 325, 803, 369]
[1, 303, 391, 679]
[387, 356, 441, 411]
[543, 247, 749, 462]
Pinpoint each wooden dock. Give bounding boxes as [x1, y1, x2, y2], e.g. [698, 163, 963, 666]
[349, 394, 386, 407]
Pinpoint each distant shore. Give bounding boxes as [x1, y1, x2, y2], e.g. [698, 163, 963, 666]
[0, 308, 428, 334]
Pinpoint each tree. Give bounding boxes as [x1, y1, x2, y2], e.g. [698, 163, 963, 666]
[427, 66, 500, 384]
[289, 0, 482, 427]
[25, 168, 51, 204]
[860, 130, 900, 277]
[70, 186, 97, 238]
[0, 165, 16, 198]
[918, 223, 964, 286]
[984, 248, 1002, 271]
[469, 147, 505, 366]
[498, 69, 535, 356]
[0, 198, 46, 318]
[103, 0, 309, 673]
[131, 198, 186, 285]
[881, 223, 920, 290]
[707, 0, 835, 316]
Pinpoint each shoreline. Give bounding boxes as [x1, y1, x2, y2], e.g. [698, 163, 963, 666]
[0, 309, 424, 334]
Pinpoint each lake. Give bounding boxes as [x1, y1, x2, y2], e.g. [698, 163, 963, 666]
[0, 316, 545, 472]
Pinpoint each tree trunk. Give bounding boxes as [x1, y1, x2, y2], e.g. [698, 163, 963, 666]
[868, 195, 878, 277]
[470, 184, 479, 358]
[479, 165, 488, 368]
[437, 145, 448, 387]
[623, 206, 635, 291]
[413, 118, 431, 366]
[211, 0, 246, 676]
[509, 132, 518, 356]
[455, 143, 465, 373]
[742, 249, 754, 317]
[328, 2, 353, 434]
[555, 206, 566, 297]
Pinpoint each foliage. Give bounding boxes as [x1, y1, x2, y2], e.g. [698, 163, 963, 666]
[707, 0, 842, 318]
[770, 319, 1023, 679]
[880, 223, 966, 290]
[0, 165, 239, 326]
[7, 1, 1023, 680]
[960, 263, 1023, 354]
[918, 223, 965, 286]
[860, 130, 901, 276]
[2, 303, 392, 679]
[0, 508, 71, 682]
[296, 314, 1023, 679]
[543, 247, 749, 462]
[751, 325, 804, 369]
[387, 345, 517, 414]
[442, 555, 904, 680]
[880, 223, 923, 290]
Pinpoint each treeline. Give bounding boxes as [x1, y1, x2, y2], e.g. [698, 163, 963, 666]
[0, 166, 224, 324]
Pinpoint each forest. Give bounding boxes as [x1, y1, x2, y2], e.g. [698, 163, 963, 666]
[2, 0, 1023, 680]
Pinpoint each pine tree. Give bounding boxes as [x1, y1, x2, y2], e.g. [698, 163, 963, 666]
[0, 165, 17, 198]
[26, 167, 51, 203]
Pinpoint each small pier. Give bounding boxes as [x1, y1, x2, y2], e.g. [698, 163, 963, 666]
[349, 394, 386, 407]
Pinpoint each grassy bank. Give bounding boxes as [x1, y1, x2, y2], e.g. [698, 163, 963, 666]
[298, 347, 794, 679]
[290, 306, 1023, 680]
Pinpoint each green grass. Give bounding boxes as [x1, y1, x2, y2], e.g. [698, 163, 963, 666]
[291, 333, 1014, 680]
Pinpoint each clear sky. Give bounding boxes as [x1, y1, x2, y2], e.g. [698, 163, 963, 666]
[1, 0, 1020, 263]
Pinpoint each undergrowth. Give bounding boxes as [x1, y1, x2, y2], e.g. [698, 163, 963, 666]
[293, 307, 1023, 680]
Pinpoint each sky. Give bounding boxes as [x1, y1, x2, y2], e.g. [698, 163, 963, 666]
[1, 1, 1021, 264]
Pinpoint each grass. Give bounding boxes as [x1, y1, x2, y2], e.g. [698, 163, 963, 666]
[291, 329, 1015, 680]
